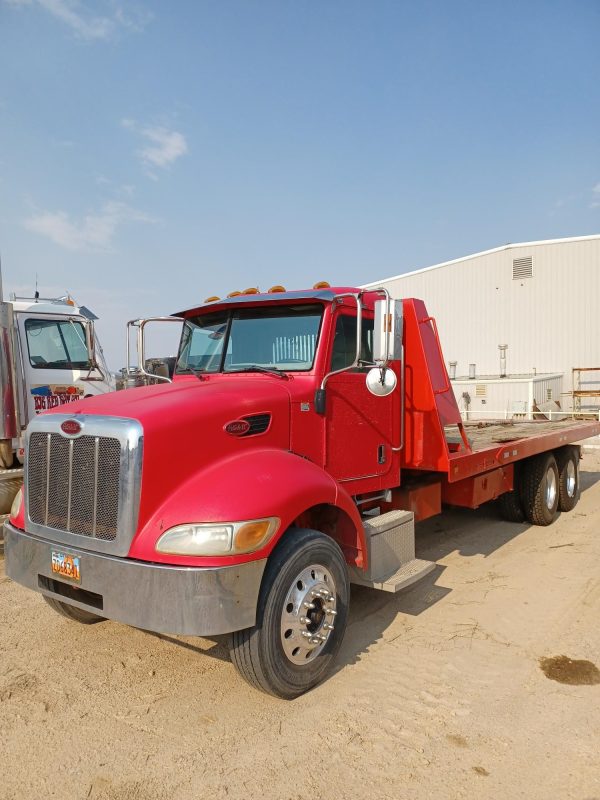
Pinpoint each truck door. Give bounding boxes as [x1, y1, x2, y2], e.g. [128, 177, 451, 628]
[324, 309, 396, 487]
[16, 313, 107, 419]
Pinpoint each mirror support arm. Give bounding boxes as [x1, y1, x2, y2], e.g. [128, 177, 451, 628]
[315, 293, 362, 415]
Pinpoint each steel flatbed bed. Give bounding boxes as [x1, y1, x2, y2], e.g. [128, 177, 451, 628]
[445, 419, 600, 482]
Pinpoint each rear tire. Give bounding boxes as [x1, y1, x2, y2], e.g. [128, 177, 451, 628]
[520, 453, 559, 526]
[43, 595, 104, 624]
[556, 447, 580, 512]
[499, 488, 526, 523]
[228, 529, 349, 699]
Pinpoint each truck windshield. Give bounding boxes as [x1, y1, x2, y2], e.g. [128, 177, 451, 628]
[25, 318, 91, 370]
[175, 304, 323, 375]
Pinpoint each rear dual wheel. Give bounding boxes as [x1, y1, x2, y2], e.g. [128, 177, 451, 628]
[556, 447, 580, 512]
[229, 529, 349, 699]
[520, 453, 560, 526]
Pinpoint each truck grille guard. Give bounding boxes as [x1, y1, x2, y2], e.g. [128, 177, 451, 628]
[24, 414, 143, 557]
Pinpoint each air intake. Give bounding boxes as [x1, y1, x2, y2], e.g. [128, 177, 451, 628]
[512, 256, 533, 280]
[241, 413, 271, 436]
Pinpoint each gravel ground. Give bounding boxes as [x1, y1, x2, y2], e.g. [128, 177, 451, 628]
[1, 451, 599, 800]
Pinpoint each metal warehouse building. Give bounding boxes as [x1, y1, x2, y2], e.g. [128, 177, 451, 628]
[363, 234, 600, 419]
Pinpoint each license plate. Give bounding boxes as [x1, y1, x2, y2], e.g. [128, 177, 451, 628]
[51, 552, 81, 583]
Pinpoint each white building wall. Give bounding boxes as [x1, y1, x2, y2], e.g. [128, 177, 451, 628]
[364, 236, 600, 411]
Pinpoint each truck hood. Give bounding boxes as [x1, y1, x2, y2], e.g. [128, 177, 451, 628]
[46, 376, 292, 532]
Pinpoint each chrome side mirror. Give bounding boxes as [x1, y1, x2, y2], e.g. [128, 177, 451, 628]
[366, 366, 397, 397]
[85, 320, 97, 367]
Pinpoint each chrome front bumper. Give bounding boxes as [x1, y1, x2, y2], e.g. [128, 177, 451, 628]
[4, 522, 267, 636]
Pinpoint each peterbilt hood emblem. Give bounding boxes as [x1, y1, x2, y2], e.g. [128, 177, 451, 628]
[60, 419, 82, 436]
[224, 419, 251, 436]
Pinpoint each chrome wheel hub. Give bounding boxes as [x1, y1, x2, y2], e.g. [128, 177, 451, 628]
[566, 460, 576, 497]
[280, 564, 337, 665]
[545, 467, 557, 510]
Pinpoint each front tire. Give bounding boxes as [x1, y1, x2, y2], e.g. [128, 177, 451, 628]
[229, 529, 349, 699]
[43, 595, 105, 624]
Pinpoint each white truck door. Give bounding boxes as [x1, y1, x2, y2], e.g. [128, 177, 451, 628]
[16, 312, 113, 420]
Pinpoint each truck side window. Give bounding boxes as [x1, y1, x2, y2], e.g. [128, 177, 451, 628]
[331, 314, 374, 371]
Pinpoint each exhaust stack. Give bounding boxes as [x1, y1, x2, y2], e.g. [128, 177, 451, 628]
[499, 344, 508, 378]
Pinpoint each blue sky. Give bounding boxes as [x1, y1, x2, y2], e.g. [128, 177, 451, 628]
[1, 0, 599, 368]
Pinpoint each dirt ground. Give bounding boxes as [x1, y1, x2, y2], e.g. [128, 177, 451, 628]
[1, 452, 600, 800]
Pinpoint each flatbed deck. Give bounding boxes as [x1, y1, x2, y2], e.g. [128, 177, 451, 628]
[445, 418, 600, 482]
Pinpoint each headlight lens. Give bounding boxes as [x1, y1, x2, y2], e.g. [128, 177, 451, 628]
[10, 487, 24, 520]
[155, 517, 279, 556]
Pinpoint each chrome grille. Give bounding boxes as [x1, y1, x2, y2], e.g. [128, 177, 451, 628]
[28, 432, 121, 541]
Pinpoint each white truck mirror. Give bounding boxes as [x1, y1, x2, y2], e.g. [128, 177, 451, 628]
[373, 298, 403, 363]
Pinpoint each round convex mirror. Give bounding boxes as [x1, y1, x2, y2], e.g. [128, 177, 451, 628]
[366, 366, 397, 397]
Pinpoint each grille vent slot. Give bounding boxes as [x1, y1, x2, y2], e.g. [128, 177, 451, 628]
[241, 413, 271, 436]
[28, 432, 121, 540]
[475, 384, 487, 398]
[512, 256, 533, 279]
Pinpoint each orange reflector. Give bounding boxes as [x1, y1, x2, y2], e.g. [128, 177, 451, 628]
[313, 281, 330, 289]
[227, 290, 242, 298]
[243, 287, 259, 295]
[65, 296, 75, 306]
[234, 521, 272, 551]
[268, 285, 286, 293]
[204, 295, 221, 303]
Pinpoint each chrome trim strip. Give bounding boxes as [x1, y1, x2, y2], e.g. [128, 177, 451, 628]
[92, 437, 99, 537]
[24, 413, 144, 557]
[67, 438, 73, 530]
[44, 433, 51, 525]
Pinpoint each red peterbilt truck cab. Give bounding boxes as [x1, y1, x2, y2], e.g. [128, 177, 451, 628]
[6, 286, 600, 698]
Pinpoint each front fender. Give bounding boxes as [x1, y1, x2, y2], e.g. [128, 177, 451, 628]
[128, 448, 364, 567]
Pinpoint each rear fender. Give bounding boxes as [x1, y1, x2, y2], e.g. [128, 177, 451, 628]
[129, 448, 365, 567]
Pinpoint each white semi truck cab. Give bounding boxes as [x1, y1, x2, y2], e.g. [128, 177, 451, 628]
[0, 291, 114, 515]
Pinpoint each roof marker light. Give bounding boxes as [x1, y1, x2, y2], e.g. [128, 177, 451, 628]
[204, 295, 221, 303]
[268, 285, 286, 293]
[227, 291, 242, 298]
[313, 281, 330, 289]
[243, 288, 259, 295]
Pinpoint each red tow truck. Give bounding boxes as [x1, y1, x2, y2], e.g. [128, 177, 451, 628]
[6, 285, 600, 698]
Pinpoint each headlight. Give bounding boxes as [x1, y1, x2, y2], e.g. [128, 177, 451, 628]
[155, 517, 279, 556]
[10, 487, 23, 520]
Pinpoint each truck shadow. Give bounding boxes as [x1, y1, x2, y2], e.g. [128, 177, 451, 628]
[335, 469, 600, 673]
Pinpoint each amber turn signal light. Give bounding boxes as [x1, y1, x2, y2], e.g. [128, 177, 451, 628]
[234, 520, 275, 552]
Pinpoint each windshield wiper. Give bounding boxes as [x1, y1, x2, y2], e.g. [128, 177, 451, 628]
[228, 365, 288, 379]
[177, 366, 206, 381]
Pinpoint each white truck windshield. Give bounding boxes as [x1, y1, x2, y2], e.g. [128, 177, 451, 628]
[175, 304, 323, 375]
[25, 318, 91, 370]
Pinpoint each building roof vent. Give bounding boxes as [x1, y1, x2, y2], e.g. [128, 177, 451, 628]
[512, 256, 533, 280]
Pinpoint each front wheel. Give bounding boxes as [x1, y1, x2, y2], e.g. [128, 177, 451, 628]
[228, 529, 349, 699]
[43, 595, 105, 624]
